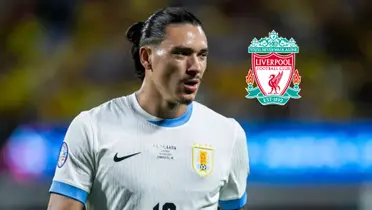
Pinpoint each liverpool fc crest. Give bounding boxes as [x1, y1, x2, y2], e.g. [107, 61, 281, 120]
[192, 143, 214, 177]
[246, 30, 301, 106]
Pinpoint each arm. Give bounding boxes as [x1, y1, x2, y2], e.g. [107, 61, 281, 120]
[47, 112, 95, 210]
[47, 194, 84, 210]
[218, 119, 249, 210]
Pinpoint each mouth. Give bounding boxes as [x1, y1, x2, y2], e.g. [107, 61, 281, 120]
[184, 79, 199, 86]
[183, 79, 200, 93]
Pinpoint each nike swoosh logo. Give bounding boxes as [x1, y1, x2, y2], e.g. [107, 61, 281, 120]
[113, 152, 141, 162]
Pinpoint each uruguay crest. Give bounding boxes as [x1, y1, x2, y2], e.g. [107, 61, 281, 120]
[246, 30, 302, 106]
[192, 143, 214, 177]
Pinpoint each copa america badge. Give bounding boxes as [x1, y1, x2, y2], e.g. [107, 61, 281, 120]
[57, 142, 69, 168]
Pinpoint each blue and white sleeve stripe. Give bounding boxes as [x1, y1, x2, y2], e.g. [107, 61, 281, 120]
[218, 192, 247, 210]
[49, 181, 89, 204]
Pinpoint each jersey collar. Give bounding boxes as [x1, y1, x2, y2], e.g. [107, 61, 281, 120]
[129, 93, 193, 127]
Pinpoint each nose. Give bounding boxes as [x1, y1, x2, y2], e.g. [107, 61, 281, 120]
[186, 55, 202, 75]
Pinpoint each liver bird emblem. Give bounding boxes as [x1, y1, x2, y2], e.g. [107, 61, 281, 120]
[268, 71, 283, 94]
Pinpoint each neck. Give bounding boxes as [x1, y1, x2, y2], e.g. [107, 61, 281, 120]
[135, 81, 188, 119]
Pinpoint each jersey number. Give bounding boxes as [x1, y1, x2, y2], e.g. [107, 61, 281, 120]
[153, 203, 176, 210]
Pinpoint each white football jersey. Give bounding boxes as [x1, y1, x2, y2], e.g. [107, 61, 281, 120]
[50, 93, 249, 210]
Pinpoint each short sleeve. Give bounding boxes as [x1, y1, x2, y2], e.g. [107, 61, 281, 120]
[49, 111, 95, 204]
[219, 119, 249, 210]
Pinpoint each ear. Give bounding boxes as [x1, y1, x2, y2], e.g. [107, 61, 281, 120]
[139, 47, 152, 70]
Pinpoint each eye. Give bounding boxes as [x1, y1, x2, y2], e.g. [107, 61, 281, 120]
[171, 47, 193, 57]
[198, 52, 208, 60]
[173, 51, 191, 56]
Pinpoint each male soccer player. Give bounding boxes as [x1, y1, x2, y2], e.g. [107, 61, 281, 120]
[47, 7, 249, 210]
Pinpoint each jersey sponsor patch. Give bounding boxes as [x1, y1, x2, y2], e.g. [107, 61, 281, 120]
[57, 142, 69, 168]
[192, 143, 214, 177]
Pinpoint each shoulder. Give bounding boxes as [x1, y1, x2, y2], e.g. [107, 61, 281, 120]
[66, 95, 135, 146]
[80, 95, 134, 124]
[192, 101, 242, 133]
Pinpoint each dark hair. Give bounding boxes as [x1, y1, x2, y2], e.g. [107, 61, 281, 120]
[125, 7, 203, 81]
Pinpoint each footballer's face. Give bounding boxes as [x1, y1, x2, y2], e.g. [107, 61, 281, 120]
[149, 24, 208, 104]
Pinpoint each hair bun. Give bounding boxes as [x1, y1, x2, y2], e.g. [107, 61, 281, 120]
[126, 22, 144, 45]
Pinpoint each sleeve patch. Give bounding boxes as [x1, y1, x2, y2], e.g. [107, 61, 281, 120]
[57, 142, 69, 168]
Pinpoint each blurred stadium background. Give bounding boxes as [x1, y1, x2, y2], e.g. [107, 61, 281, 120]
[1, 0, 372, 209]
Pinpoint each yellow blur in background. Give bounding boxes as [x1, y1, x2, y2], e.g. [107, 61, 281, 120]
[0, 0, 372, 210]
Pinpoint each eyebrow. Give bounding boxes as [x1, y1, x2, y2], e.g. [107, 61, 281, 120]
[171, 46, 209, 54]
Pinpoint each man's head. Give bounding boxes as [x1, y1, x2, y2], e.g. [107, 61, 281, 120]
[126, 7, 208, 105]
